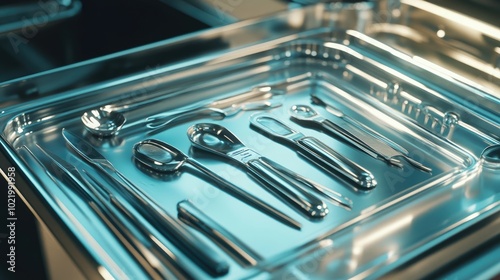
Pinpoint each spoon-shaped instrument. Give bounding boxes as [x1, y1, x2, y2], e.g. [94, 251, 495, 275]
[22, 145, 193, 279]
[187, 123, 329, 219]
[62, 129, 229, 277]
[146, 96, 283, 130]
[133, 139, 302, 230]
[144, 72, 315, 130]
[250, 113, 375, 192]
[79, 72, 313, 137]
[81, 109, 127, 137]
[290, 105, 432, 173]
[81, 104, 227, 138]
[82, 86, 284, 137]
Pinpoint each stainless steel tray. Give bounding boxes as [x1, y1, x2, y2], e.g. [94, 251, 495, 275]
[1, 2, 499, 279]
[366, 0, 500, 96]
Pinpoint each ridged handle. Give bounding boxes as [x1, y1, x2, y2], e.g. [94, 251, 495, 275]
[320, 118, 404, 167]
[246, 158, 328, 219]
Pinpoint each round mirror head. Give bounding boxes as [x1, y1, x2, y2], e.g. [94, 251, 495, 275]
[81, 109, 126, 137]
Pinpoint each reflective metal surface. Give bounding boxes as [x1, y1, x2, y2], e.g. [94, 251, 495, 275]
[177, 199, 264, 267]
[250, 112, 375, 190]
[187, 122, 330, 219]
[81, 109, 126, 137]
[25, 144, 196, 279]
[132, 139, 302, 230]
[145, 85, 284, 132]
[0, 1, 499, 279]
[367, 0, 500, 97]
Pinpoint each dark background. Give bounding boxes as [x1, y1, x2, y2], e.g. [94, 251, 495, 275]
[0, 0, 209, 82]
[0, 174, 46, 280]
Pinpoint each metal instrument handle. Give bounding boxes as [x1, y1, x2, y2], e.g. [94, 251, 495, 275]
[320, 118, 404, 168]
[186, 158, 302, 230]
[178, 200, 263, 267]
[323, 118, 433, 172]
[146, 107, 225, 129]
[246, 158, 329, 219]
[297, 136, 377, 189]
[62, 129, 229, 276]
[112, 171, 230, 277]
